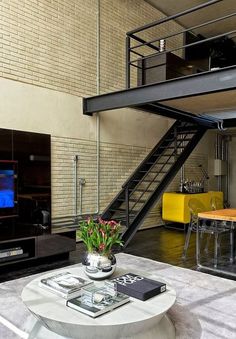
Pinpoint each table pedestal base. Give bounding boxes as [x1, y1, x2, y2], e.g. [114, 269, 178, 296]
[30, 314, 175, 339]
[124, 314, 175, 339]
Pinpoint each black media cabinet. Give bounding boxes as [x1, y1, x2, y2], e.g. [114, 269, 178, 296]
[0, 229, 76, 266]
[0, 128, 76, 268]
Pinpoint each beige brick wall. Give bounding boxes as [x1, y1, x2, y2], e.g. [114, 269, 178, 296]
[51, 136, 97, 217]
[51, 135, 162, 229]
[0, 0, 97, 96]
[0, 0, 183, 96]
[51, 136, 149, 218]
[51, 135, 209, 229]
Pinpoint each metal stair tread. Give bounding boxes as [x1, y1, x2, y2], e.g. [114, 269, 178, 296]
[129, 198, 146, 203]
[134, 188, 154, 193]
[146, 171, 166, 174]
[157, 162, 174, 165]
[159, 145, 184, 149]
[133, 179, 161, 183]
[110, 207, 139, 213]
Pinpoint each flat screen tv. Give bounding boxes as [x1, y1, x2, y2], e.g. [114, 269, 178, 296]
[0, 161, 18, 218]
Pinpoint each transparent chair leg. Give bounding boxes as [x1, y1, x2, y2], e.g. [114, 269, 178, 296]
[230, 221, 234, 264]
[182, 224, 192, 260]
[204, 234, 212, 255]
[217, 233, 223, 259]
[214, 232, 219, 268]
[196, 219, 200, 266]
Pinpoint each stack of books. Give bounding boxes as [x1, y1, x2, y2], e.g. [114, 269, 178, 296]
[39, 271, 167, 318]
[39, 271, 92, 299]
[66, 282, 130, 318]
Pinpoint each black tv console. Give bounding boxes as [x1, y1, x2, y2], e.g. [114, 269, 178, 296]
[0, 229, 76, 266]
[0, 128, 76, 267]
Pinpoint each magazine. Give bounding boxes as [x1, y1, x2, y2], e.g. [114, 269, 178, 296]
[66, 284, 130, 318]
[39, 271, 92, 299]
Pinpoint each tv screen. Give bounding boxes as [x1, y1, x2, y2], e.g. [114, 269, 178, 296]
[0, 161, 18, 218]
[0, 169, 14, 208]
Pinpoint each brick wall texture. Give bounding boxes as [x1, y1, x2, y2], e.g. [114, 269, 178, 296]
[0, 0, 205, 230]
[0, 0, 182, 96]
[51, 135, 208, 229]
[0, 0, 97, 96]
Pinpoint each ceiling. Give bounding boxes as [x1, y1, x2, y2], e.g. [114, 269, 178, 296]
[161, 90, 236, 118]
[146, 0, 236, 41]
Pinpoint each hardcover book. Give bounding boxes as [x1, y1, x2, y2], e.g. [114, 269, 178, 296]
[39, 271, 92, 299]
[66, 284, 130, 318]
[112, 273, 166, 301]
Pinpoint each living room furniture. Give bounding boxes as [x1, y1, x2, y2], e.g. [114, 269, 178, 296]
[137, 51, 209, 86]
[0, 128, 76, 267]
[162, 191, 223, 224]
[197, 208, 236, 276]
[182, 198, 228, 261]
[21, 265, 176, 339]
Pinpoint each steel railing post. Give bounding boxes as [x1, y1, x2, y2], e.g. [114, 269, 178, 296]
[126, 36, 131, 89]
[125, 186, 130, 228]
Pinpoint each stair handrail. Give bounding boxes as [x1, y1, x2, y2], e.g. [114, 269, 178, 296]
[129, 29, 236, 68]
[125, 0, 236, 89]
[129, 123, 197, 212]
[122, 128, 207, 246]
[127, 0, 221, 36]
[129, 12, 236, 52]
[122, 120, 181, 189]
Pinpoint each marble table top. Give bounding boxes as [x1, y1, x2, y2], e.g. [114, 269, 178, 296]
[21, 265, 176, 338]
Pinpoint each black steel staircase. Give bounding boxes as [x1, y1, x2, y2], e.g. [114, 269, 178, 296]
[83, 1, 236, 248]
[101, 121, 207, 247]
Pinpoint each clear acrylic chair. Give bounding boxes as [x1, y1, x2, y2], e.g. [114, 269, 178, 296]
[210, 195, 234, 265]
[182, 198, 208, 260]
[183, 197, 231, 267]
[204, 196, 224, 259]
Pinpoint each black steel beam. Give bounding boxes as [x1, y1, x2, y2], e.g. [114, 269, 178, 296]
[83, 66, 236, 115]
[222, 118, 236, 128]
[138, 103, 217, 128]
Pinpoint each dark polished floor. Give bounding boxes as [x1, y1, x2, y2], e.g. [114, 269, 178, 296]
[0, 226, 235, 283]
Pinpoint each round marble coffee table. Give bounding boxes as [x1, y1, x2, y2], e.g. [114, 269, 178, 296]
[21, 266, 176, 339]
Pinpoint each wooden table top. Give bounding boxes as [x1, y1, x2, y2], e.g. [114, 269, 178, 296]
[198, 208, 236, 221]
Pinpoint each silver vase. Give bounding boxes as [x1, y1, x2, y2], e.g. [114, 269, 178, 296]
[82, 252, 116, 280]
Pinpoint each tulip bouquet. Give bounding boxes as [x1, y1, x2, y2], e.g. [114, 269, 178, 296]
[78, 217, 123, 256]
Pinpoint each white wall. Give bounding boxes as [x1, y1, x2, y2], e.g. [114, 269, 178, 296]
[0, 78, 95, 140]
[0, 78, 169, 148]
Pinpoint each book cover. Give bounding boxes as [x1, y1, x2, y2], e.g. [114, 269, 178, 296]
[39, 271, 92, 299]
[66, 285, 130, 318]
[112, 273, 166, 301]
